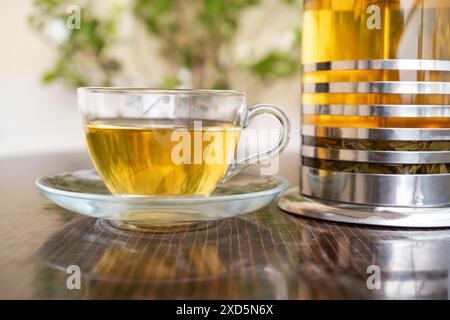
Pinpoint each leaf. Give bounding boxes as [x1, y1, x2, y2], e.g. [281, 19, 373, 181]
[212, 74, 230, 90]
[250, 51, 299, 80]
[305, 137, 450, 151]
[42, 71, 56, 84]
[134, 0, 173, 34]
[303, 157, 450, 174]
[159, 75, 181, 88]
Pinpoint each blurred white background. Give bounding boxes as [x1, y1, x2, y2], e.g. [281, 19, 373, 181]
[0, 1, 85, 156]
[0, 0, 300, 184]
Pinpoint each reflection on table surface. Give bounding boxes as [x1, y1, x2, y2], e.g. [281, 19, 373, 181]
[0, 152, 449, 299]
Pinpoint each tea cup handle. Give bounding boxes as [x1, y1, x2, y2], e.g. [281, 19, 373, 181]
[222, 104, 291, 181]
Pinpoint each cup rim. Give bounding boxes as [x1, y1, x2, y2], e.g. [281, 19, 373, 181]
[77, 87, 245, 96]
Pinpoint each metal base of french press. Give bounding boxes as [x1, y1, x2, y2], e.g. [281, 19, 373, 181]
[278, 187, 450, 228]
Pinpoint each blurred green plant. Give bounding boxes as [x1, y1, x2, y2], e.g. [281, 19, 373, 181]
[29, 0, 300, 89]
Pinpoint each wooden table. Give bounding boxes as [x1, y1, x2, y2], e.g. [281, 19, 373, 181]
[0, 152, 449, 299]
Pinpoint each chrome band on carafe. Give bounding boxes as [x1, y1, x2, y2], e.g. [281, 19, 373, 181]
[302, 105, 450, 117]
[301, 167, 450, 207]
[302, 82, 450, 94]
[302, 59, 450, 72]
[302, 125, 450, 141]
[301, 58, 450, 207]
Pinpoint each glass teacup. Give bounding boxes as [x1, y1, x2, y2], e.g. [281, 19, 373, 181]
[77, 88, 290, 196]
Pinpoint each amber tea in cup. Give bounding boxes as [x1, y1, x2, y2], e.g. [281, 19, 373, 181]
[85, 119, 240, 195]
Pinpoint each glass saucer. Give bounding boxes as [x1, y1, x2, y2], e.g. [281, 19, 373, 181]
[36, 169, 288, 227]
